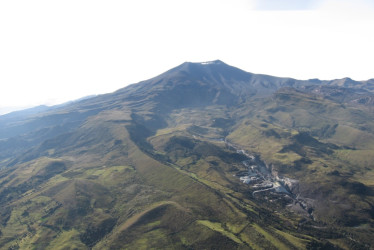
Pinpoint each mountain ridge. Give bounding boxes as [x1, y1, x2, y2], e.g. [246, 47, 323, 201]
[1, 61, 374, 166]
[2, 60, 373, 121]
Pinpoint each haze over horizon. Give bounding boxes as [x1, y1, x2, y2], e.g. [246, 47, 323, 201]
[1, 0, 373, 114]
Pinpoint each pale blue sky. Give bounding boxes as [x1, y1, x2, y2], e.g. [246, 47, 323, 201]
[0, 0, 374, 114]
[254, 0, 317, 10]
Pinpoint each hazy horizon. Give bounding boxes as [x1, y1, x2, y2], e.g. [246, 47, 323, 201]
[1, 0, 374, 113]
[1, 58, 374, 115]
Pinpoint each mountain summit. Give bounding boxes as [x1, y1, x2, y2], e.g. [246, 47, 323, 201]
[0, 61, 374, 249]
[116, 60, 374, 106]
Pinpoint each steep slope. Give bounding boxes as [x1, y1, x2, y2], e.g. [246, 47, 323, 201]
[1, 60, 294, 166]
[0, 61, 374, 249]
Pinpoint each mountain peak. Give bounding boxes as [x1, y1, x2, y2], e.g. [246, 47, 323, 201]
[170, 59, 249, 77]
[191, 60, 225, 65]
[199, 60, 223, 65]
[178, 60, 227, 68]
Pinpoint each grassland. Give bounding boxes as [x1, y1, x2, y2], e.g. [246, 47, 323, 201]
[1, 68, 374, 249]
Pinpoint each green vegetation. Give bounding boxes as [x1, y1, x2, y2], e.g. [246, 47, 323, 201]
[197, 220, 243, 244]
[1, 61, 374, 248]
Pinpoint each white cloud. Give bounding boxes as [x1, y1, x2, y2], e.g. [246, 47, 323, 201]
[316, 0, 374, 12]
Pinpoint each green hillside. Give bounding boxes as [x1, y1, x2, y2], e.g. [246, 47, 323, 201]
[0, 61, 373, 249]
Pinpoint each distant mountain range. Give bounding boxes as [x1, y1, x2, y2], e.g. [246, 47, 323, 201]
[0, 60, 373, 249]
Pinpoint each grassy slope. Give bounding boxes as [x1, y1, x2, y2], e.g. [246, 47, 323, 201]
[1, 87, 374, 249]
[227, 92, 374, 246]
[0, 107, 310, 249]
